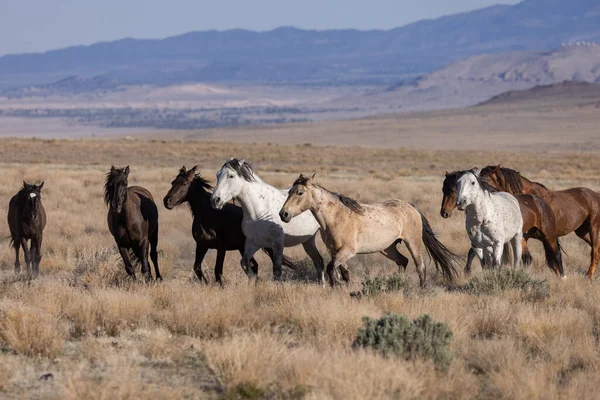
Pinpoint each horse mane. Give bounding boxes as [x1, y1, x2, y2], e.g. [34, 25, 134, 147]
[472, 171, 499, 194]
[479, 166, 522, 193]
[223, 158, 257, 182]
[442, 170, 466, 194]
[292, 175, 364, 214]
[104, 169, 126, 206]
[191, 174, 213, 191]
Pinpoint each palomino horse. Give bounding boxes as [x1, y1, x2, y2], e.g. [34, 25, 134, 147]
[105, 166, 162, 282]
[8, 181, 47, 277]
[163, 165, 297, 283]
[441, 170, 564, 276]
[456, 170, 523, 270]
[480, 165, 600, 279]
[210, 159, 326, 283]
[279, 174, 460, 287]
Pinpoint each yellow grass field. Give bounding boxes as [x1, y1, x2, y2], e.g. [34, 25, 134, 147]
[1, 137, 600, 399]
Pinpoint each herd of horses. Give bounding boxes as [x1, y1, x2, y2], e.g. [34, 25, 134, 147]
[8, 159, 600, 286]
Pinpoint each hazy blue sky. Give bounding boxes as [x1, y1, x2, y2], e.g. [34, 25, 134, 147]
[0, 0, 521, 55]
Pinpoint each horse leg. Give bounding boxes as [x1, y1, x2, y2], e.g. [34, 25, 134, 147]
[325, 259, 335, 287]
[584, 219, 600, 280]
[464, 248, 479, 276]
[150, 231, 161, 281]
[512, 231, 523, 268]
[215, 248, 226, 285]
[521, 236, 534, 265]
[135, 241, 152, 283]
[118, 246, 136, 279]
[193, 244, 209, 283]
[491, 242, 504, 269]
[30, 236, 42, 278]
[242, 240, 260, 279]
[12, 237, 20, 274]
[302, 235, 325, 285]
[330, 247, 356, 288]
[381, 242, 409, 272]
[404, 238, 426, 287]
[20, 238, 31, 275]
[242, 247, 259, 276]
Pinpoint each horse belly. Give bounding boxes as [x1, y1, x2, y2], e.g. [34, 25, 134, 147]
[356, 225, 399, 254]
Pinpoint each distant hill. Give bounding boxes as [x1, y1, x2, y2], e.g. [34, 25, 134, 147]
[334, 46, 600, 112]
[1, 0, 600, 89]
[478, 81, 600, 107]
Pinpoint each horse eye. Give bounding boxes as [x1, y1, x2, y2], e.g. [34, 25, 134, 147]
[298, 192, 304, 196]
[471, 182, 475, 185]
[228, 175, 234, 179]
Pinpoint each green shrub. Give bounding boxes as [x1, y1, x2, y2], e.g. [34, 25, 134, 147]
[353, 314, 453, 369]
[465, 268, 548, 300]
[355, 274, 408, 297]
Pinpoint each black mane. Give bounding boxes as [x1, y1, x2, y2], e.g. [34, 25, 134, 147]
[104, 169, 126, 206]
[292, 174, 364, 215]
[192, 174, 213, 192]
[442, 171, 466, 194]
[223, 158, 256, 182]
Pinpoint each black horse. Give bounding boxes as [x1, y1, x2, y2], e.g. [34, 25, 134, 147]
[163, 166, 296, 283]
[105, 166, 161, 282]
[8, 181, 47, 277]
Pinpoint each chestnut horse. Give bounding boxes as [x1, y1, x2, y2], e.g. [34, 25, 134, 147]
[480, 165, 600, 279]
[441, 169, 564, 277]
[280, 174, 460, 287]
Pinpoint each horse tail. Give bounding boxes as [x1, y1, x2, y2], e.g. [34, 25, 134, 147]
[417, 209, 460, 281]
[541, 236, 565, 277]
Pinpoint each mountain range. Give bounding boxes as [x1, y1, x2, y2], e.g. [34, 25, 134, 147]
[1, 0, 599, 89]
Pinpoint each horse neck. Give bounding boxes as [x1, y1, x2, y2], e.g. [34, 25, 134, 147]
[309, 187, 341, 231]
[236, 180, 280, 220]
[17, 195, 36, 221]
[522, 177, 548, 197]
[466, 190, 494, 222]
[188, 181, 212, 220]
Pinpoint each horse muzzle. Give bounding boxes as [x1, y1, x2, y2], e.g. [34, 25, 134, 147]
[163, 197, 173, 210]
[279, 209, 292, 223]
[440, 209, 451, 219]
[211, 195, 224, 210]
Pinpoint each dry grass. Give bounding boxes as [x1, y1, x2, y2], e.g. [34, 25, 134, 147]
[0, 138, 599, 398]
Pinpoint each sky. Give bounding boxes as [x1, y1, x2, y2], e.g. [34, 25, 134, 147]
[0, 0, 521, 56]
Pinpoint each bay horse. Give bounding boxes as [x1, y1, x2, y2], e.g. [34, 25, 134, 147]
[105, 166, 161, 282]
[279, 174, 460, 287]
[456, 170, 523, 270]
[8, 181, 47, 277]
[163, 165, 297, 283]
[441, 169, 564, 276]
[210, 159, 326, 283]
[480, 165, 600, 280]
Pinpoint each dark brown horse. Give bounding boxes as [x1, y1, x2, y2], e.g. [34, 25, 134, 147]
[8, 181, 47, 277]
[441, 170, 564, 277]
[480, 165, 600, 280]
[105, 166, 161, 282]
[163, 166, 296, 283]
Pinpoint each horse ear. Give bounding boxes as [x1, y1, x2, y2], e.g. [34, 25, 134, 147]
[493, 165, 500, 173]
[190, 165, 199, 173]
[470, 168, 480, 176]
[310, 173, 315, 180]
[124, 165, 130, 178]
[38, 181, 44, 190]
[445, 171, 449, 177]
[110, 166, 117, 172]
[22, 180, 27, 188]
[240, 159, 246, 165]
[180, 165, 187, 174]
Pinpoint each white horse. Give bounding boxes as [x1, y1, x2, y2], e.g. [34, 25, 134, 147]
[210, 158, 325, 282]
[457, 169, 523, 269]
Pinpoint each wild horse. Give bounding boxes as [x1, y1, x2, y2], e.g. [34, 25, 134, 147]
[8, 181, 47, 277]
[105, 166, 161, 282]
[163, 165, 297, 283]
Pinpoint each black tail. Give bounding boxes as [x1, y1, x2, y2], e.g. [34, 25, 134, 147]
[261, 248, 298, 270]
[418, 210, 461, 281]
[541, 236, 564, 277]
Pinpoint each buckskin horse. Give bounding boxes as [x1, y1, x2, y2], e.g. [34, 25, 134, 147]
[280, 174, 460, 287]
